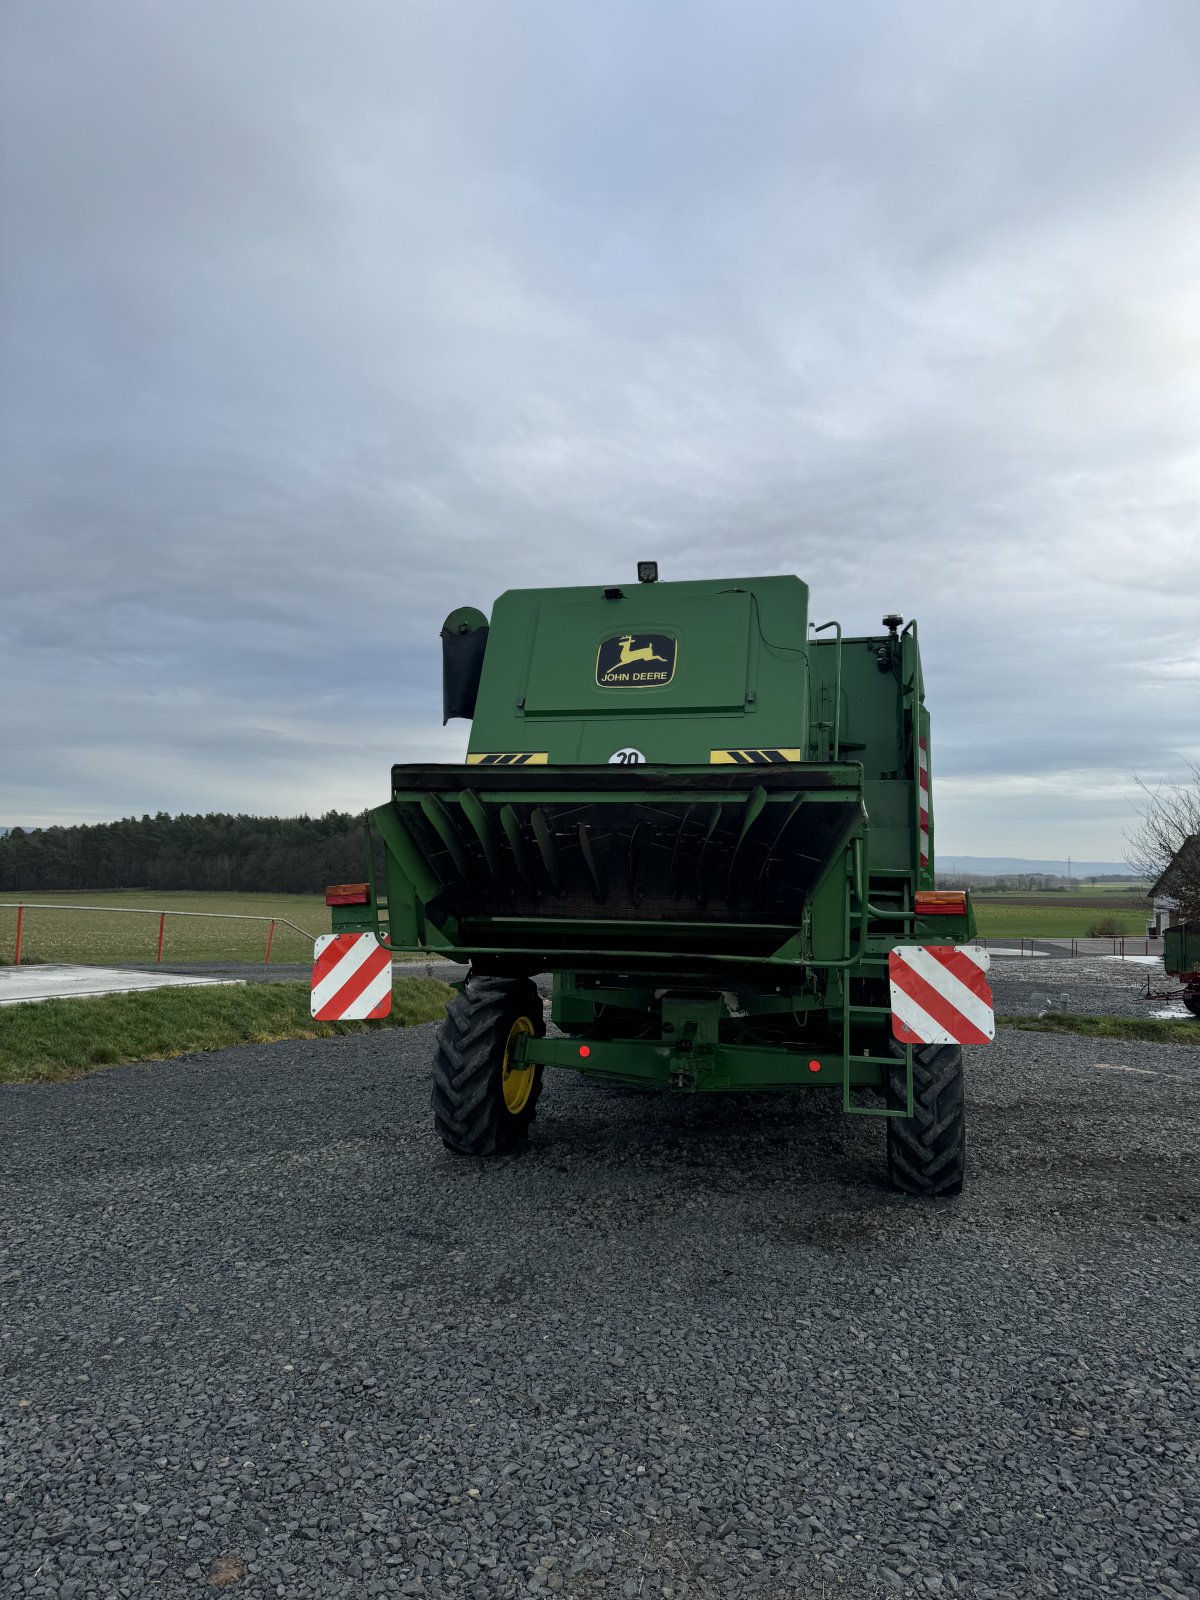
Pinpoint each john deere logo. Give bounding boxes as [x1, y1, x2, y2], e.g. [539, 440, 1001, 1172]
[596, 632, 677, 687]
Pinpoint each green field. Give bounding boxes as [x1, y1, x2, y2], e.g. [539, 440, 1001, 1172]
[0, 890, 330, 966]
[0, 977, 453, 1084]
[971, 887, 1151, 940]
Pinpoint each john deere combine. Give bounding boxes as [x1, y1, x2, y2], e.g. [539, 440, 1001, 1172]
[324, 565, 992, 1195]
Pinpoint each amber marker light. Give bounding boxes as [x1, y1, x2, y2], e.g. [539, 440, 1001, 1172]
[914, 890, 968, 915]
[326, 882, 370, 906]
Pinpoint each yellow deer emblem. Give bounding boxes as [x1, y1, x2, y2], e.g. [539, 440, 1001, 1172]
[617, 634, 668, 666]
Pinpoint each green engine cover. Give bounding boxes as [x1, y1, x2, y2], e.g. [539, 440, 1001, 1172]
[468, 575, 809, 766]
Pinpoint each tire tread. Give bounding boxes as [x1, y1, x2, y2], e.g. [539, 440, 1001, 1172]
[431, 977, 544, 1156]
[886, 1041, 966, 1197]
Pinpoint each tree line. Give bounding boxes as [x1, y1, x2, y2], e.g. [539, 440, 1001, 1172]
[0, 812, 368, 895]
[934, 872, 1144, 893]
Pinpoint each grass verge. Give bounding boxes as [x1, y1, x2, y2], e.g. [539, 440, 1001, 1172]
[0, 978, 452, 1085]
[998, 1013, 1200, 1045]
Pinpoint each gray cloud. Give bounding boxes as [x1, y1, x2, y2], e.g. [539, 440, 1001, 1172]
[3, 0, 1198, 854]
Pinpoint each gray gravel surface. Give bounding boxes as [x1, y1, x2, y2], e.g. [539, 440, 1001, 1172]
[987, 955, 1180, 1019]
[3, 1023, 1198, 1600]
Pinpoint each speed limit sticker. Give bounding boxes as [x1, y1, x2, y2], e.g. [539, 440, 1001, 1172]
[609, 748, 646, 764]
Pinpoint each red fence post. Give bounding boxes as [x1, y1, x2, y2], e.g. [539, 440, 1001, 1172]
[264, 919, 276, 966]
[14, 904, 23, 966]
[156, 912, 166, 964]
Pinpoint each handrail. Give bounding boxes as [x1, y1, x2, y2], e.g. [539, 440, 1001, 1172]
[0, 902, 314, 937]
[865, 902, 917, 922]
[810, 620, 842, 759]
[807, 833, 869, 969]
[901, 616, 923, 698]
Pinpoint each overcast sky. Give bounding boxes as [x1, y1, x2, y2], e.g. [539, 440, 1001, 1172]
[2, 0, 1197, 859]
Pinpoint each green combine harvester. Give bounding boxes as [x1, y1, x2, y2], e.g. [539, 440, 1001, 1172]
[323, 564, 993, 1195]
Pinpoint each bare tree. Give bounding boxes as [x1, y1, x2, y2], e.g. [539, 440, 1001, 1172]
[1126, 761, 1200, 920]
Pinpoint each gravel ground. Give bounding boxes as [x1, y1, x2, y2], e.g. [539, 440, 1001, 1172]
[987, 955, 1181, 1019]
[2, 1016, 1198, 1600]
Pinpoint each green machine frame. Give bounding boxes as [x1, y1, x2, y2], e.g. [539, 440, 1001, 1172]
[333, 573, 978, 1120]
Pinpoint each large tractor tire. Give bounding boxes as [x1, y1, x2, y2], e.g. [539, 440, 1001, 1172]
[1183, 990, 1200, 1019]
[431, 977, 546, 1156]
[886, 1040, 966, 1197]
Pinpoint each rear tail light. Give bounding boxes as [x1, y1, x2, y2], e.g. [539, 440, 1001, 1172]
[326, 882, 371, 907]
[914, 890, 967, 916]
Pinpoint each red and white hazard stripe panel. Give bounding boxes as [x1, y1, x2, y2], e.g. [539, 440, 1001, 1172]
[889, 945, 994, 1047]
[918, 738, 930, 870]
[310, 933, 392, 1021]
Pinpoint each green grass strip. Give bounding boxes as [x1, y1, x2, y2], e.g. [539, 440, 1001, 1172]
[997, 1013, 1200, 1045]
[0, 978, 452, 1085]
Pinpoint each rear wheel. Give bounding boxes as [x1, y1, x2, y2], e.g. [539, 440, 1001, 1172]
[1183, 991, 1200, 1019]
[886, 1040, 966, 1196]
[431, 977, 545, 1156]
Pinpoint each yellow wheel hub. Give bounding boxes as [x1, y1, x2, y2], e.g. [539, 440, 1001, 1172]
[501, 1016, 536, 1114]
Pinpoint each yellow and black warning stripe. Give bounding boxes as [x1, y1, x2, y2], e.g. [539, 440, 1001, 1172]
[465, 752, 549, 766]
[709, 748, 803, 765]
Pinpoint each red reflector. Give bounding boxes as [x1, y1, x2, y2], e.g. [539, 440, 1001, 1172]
[808, 1059, 821, 1073]
[578, 1045, 591, 1058]
[914, 890, 967, 916]
[326, 882, 370, 907]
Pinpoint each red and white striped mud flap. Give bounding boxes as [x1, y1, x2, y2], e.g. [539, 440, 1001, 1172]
[889, 946, 994, 1046]
[310, 933, 392, 1021]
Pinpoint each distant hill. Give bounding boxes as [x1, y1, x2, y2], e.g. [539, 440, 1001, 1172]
[937, 855, 1138, 877]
